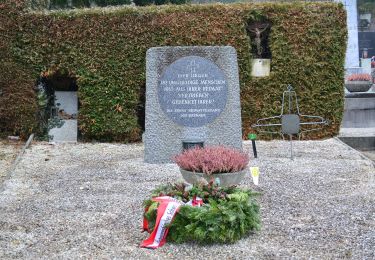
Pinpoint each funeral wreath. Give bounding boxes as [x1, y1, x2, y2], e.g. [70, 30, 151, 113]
[173, 146, 249, 186]
[141, 182, 260, 247]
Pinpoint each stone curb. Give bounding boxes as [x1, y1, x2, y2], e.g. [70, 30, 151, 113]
[0, 134, 34, 192]
[334, 136, 375, 166]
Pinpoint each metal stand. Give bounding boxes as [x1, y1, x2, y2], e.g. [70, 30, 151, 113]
[251, 139, 258, 158]
[252, 85, 329, 159]
[248, 133, 258, 158]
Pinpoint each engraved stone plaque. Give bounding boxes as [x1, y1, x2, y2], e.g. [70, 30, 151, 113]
[158, 56, 228, 127]
[144, 46, 243, 163]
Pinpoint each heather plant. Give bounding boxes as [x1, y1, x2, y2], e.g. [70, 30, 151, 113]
[346, 73, 372, 81]
[173, 146, 249, 175]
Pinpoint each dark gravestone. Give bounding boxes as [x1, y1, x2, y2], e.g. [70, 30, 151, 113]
[359, 32, 375, 58]
[144, 46, 243, 163]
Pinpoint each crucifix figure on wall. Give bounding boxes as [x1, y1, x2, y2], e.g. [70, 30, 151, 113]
[247, 23, 269, 57]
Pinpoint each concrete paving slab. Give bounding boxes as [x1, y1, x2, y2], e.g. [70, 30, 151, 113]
[49, 120, 77, 143]
[339, 128, 375, 150]
[340, 127, 375, 137]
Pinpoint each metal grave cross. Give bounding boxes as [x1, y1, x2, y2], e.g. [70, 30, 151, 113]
[251, 85, 329, 159]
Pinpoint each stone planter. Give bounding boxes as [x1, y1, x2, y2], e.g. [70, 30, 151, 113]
[180, 168, 247, 187]
[345, 81, 372, 92]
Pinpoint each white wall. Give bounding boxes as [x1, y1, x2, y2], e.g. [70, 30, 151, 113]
[336, 0, 360, 68]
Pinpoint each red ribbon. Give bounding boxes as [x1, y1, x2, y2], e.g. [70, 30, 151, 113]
[141, 196, 203, 249]
[141, 197, 182, 249]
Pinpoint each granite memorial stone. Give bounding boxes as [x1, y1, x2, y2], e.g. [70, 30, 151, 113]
[144, 46, 242, 163]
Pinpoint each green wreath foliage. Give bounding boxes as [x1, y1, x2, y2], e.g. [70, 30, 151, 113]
[143, 182, 261, 244]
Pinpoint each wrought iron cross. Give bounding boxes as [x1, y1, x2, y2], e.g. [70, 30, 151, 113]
[252, 85, 329, 159]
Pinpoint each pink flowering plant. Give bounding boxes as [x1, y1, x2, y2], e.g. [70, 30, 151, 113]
[173, 146, 249, 175]
[346, 73, 372, 81]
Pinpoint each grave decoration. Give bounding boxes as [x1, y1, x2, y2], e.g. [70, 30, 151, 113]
[252, 85, 329, 159]
[174, 145, 249, 187]
[250, 167, 260, 186]
[141, 182, 260, 248]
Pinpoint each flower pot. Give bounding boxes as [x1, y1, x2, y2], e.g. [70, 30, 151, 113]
[179, 168, 247, 187]
[345, 81, 372, 92]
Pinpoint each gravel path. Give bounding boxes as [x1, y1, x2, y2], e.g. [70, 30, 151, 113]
[0, 139, 374, 259]
[0, 142, 20, 185]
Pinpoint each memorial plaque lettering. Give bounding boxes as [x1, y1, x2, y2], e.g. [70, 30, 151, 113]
[158, 56, 228, 127]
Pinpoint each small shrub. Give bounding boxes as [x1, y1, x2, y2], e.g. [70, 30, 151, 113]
[170, 0, 187, 4]
[96, 0, 131, 7]
[133, 0, 153, 6]
[346, 73, 372, 81]
[135, 0, 186, 5]
[72, 0, 90, 8]
[154, 0, 168, 5]
[50, 0, 69, 8]
[173, 146, 249, 175]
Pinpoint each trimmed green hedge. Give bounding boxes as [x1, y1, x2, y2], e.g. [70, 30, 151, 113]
[0, 1, 347, 141]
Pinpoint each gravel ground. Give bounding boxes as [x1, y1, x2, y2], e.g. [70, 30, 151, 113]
[0, 141, 21, 184]
[0, 139, 374, 259]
